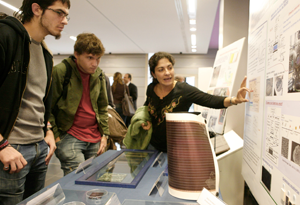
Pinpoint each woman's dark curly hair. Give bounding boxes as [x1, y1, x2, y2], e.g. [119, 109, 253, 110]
[148, 52, 175, 84]
[14, 0, 71, 23]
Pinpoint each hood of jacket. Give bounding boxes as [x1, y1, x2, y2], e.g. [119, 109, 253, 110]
[0, 16, 30, 42]
[0, 16, 53, 55]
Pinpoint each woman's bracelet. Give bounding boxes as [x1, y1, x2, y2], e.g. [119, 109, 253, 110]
[230, 96, 237, 105]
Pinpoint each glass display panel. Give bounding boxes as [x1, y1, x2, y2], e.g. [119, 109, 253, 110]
[75, 149, 158, 188]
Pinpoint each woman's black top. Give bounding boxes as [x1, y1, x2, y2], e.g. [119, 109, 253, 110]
[144, 82, 226, 152]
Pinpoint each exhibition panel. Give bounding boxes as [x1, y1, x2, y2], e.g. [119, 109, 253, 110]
[243, 0, 300, 204]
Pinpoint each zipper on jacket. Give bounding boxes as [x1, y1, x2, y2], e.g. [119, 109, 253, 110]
[44, 56, 53, 101]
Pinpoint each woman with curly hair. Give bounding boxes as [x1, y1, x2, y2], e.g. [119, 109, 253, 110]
[142, 52, 251, 152]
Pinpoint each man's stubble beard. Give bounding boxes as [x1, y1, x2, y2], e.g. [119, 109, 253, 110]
[40, 15, 61, 40]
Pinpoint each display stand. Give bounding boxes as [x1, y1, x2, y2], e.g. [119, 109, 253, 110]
[26, 183, 65, 205]
[216, 130, 244, 205]
[148, 171, 168, 197]
[75, 156, 95, 174]
[210, 135, 230, 155]
[151, 152, 166, 167]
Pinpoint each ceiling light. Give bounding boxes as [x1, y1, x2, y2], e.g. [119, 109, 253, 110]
[189, 19, 196, 25]
[70, 36, 77, 41]
[191, 34, 196, 46]
[187, 0, 197, 19]
[192, 49, 197, 52]
[191, 45, 197, 48]
[0, 0, 19, 12]
[190, 27, 197, 31]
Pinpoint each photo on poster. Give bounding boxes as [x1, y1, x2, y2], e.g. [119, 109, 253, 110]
[288, 30, 300, 93]
[210, 65, 221, 87]
[266, 77, 273, 96]
[208, 116, 217, 130]
[291, 141, 300, 166]
[281, 137, 289, 159]
[202, 108, 209, 119]
[218, 109, 226, 125]
[274, 75, 283, 96]
[213, 87, 230, 97]
[261, 166, 272, 192]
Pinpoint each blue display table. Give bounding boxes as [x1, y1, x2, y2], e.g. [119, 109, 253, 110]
[18, 150, 199, 204]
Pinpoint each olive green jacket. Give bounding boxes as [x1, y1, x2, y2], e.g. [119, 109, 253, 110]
[49, 56, 110, 139]
[123, 106, 152, 150]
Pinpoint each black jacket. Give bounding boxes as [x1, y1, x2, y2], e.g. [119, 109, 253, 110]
[128, 82, 138, 110]
[0, 17, 53, 140]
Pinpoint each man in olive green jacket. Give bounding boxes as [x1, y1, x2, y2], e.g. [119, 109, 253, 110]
[49, 33, 110, 175]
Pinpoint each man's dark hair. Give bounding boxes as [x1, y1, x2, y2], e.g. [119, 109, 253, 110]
[126, 73, 132, 80]
[14, 0, 71, 23]
[148, 52, 175, 84]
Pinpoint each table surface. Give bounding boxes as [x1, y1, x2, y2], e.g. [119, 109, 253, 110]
[18, 150, 200, 204]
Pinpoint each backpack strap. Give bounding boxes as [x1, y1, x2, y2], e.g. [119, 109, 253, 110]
[52, 58, 72, 120]
[59, 58, 103, 102]
[61, 59, 72, 100]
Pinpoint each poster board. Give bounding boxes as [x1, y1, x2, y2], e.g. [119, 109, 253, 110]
[203, 38, 245, 134]
[242, 0, 300, 204]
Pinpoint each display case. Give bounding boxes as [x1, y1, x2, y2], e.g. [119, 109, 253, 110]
[75, 149, 159, 188]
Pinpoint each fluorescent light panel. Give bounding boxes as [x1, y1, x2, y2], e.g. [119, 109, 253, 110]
[70, 36, 77, 41]
[187, 0, 197, 18]
[189, 19, 196, 25]
[0, 0, 19, 12]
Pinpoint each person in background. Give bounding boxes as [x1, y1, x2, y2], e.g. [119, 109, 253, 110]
[49, 33, 109, 176]
[124, 73, 138, 127]
[175, 75, 185, 82]
[112, 72, 130, 123]
[0, 0, 70, 204]
[142, 52, 251, 152]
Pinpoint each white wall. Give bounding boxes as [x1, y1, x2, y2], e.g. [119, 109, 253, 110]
[195, 67, 214, 113]
[172, 49, 218, 88]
